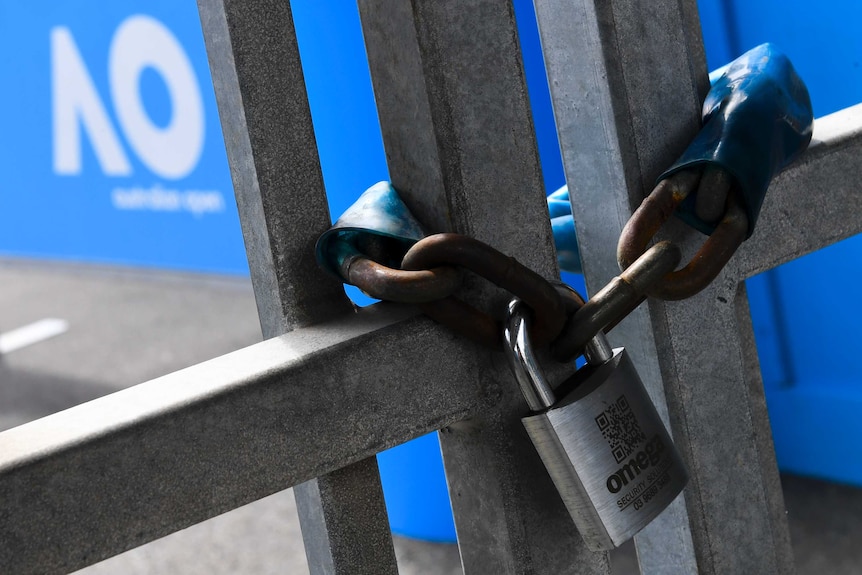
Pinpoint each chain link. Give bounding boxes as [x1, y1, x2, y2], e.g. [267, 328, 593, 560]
[339, 252, 462, 304]
[401, 234, 566, 348]
[550, 241, 681, 361]
[617, 168, 748, 301]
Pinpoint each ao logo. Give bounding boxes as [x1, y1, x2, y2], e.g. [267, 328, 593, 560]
[52, 15, 204, 180]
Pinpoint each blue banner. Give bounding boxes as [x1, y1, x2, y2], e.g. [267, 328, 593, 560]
[0, 2, 246, 273]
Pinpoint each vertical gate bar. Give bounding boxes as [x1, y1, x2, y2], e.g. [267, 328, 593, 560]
[294, 462, 400, 575]
[197, 1, 397, 573]
[531, 1, 701, 572]
[197, 0, 351, 334]
[534, 0, 794, 573]
[732, 282, 796, 569]
[358, 1, 608, 573]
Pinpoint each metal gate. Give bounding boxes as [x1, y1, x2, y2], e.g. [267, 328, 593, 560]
[3, 0, 861, 573]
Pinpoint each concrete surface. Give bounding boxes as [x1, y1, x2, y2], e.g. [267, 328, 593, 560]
[0, 260, 858, 574]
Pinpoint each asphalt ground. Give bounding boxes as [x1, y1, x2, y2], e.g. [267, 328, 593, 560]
[0, 260, 859, 574]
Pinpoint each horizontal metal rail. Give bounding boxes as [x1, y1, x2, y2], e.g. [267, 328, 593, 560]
[0, 305, 483, 575]
[738, 102, 862, 278]
[1, 108, 860, 575]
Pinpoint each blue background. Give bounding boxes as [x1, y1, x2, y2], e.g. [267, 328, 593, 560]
[0, 2, 246, 274]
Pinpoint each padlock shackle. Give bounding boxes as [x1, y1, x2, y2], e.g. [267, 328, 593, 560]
[584, 334, 613, 365]
[504, 299, 556, 412]
[505, 295, 614, 412]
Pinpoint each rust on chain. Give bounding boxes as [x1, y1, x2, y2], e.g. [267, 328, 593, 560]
[694, 165, 733, 225]
[551, 241, 682, 362]
[401, 234, 565, 348]
[617, 168, 749, 301]
[554, 282, 586, 315]
[341, 255, 463, 304]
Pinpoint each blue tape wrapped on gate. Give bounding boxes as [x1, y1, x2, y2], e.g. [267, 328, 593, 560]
[547, 186, 581, 274]
[661, 43, 814, 237]
[315, 181, 426, 278]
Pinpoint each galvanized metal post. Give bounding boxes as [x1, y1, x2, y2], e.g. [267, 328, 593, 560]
[198, 1, 397, 573]
[358, 1, 607, 573]
[533, 0, 794, 573]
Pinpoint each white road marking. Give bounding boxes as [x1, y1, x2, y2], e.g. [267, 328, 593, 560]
[0, 318, 70, 354]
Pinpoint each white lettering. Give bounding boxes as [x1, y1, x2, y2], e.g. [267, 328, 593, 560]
[111, 185, 225, 216]
[109, 15, 204, 179]
[182, 190, 225, 217]
[51, 27, 131, 176]
[52, 16, 205, 180]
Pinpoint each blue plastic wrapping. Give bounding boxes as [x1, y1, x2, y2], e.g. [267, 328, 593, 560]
[550, 43, 814, 272]
[546, 186, 582, 273]
[661, 43, 814, 237]
[315, 181, 426, 278]
[320, 180, 586, 277]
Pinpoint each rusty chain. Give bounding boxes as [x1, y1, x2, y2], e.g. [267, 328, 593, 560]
[319, 44, 815, 361]
[401, 234, 565, 348]
[339, 166, 748, 361]
[617, 169, 748, 301]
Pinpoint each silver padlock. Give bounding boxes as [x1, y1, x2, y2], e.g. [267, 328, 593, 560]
[504, 298, 688, 551]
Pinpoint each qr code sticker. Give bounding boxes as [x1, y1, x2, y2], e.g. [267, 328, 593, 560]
[595, 395, 646, 463]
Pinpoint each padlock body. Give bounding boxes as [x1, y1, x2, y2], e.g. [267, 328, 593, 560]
[523, 348, 687, 551]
